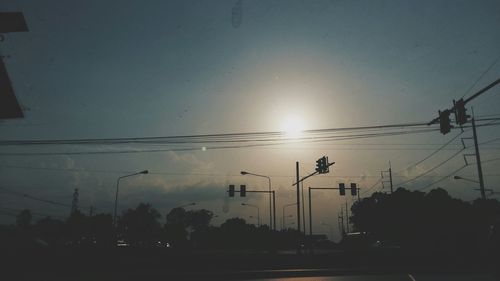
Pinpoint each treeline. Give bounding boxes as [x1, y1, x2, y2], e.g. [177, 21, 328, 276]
[0, 203, 301, 250]
[350, 187, 500, 255]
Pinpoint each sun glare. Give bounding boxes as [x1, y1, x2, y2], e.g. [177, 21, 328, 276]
[281, 115, 305, 138]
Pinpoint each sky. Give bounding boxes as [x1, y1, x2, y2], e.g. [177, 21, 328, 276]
[0, 0, 500, 241]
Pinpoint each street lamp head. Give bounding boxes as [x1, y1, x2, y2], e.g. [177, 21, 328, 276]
[140, 170, 149, 174]
[240, 171, 248, 175]
[241, 203, 247, 206]
[453, 175, 462, 180]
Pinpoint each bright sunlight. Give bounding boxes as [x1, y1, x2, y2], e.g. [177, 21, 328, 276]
[281, 115, 305, 138]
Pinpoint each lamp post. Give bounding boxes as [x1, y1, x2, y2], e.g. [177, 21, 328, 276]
[453, 175, 479, 184]
[282, 202, 297, 230]
[242, 203, 260, 227]
[113, 170, 148, 227]
[249, 215, 260, 227]
[241, 171, 275, 230]
[321, 222, 334, 241]
[175, 202, 196, 209]
[454, 175, 498, 196]
[282, 214, 293, 230]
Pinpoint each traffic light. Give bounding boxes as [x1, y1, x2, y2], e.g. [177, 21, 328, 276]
[315, 157, 322, 173]
[454, 99, 470, 125]
[439, 110, 453, 135]
[315, 156, 329, 174]
[351, 183, 357, 196]
[240, 185, 246, 197]
[339, 183, 345, 196]
[228, 185, 235, 197]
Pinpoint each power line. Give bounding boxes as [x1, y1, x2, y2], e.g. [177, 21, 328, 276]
[479, 156, 500, 165]
[0, 128, 441, 156]
[3, 163, 493, 179]
[396, 148, 466, 187]
[0, 120, 497, 157]
[395, 131, 465, 176]
[0, 121, 433, 146]
[460, 56, 500, 99]
[0, 210, 17, 217]
[0, 206, 66, 220]
[360, 178, 382, 196]
[416, 165, 468, 191]
[0, 186, 71, 208]
[480, 136, 500, 145]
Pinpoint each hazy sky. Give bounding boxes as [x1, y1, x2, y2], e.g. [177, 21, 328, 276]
[1, 0, 500, 241]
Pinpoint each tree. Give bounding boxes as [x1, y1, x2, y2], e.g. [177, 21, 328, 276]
[186, 209, 213, 232]
[349, 187, 500, 255]
[34, 217, 65, 247]
[16, 209, 32, 229]
[87, 213, 114, 247]
[118, 203, 161, 247]
[164, 207, 213, 248]
[65, 210, 87, 245]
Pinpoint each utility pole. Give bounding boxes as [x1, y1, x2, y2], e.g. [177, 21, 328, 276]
[301, 181, 306, 235]
[381, 163, 394, 194]
[471, 115, 486, 200]
[296, 162, 301, 234]
[345, 201, 350, 234]
[272, 190, 276, 231]
[295, 162, 302, 254]
[308, 187, 312, 236]
[71, 188, 79, 214]
[389, 162, 393, 194]
[339, 208, 345, 236]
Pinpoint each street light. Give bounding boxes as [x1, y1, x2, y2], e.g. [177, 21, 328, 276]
[282, 214, 293, 230]
[242, 203, 260, 227]
[241, 170, 275, 230]
[282, 202, 297, 230]
[321, 222, 334, 241]
[453, 175, 479, 184]
[249, 215, 259, 226]
[454, 176, 498, 196]
[175, 202, 196, 209]
[113, 170, 148, 227]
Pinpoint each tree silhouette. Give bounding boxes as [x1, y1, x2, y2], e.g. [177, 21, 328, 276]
[66, 210, 87, 246]
[87, 213, 114, 247]
[34, 216, 65, 247]
[186, 209, 213, 232]
[350, 187, 500, 255]
[164, 207, 214, 248]
[164, 207, 189, 248]
[16, 209, 32, 229]
[118, 203, 161, 247]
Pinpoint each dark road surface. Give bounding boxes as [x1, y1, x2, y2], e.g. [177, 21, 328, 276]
[2, 248, 499, 280]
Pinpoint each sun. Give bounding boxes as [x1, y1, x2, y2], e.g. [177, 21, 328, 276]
[281, 115, 305, 138]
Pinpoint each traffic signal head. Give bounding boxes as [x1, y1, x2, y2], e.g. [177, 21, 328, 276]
[339, 183, 345, 196]
[454, 99, 470, 126]
[315, 158, 322, 173]
[351, 183, 357, 196]
[228, 185, 235, 197]
[439, 110, 453, 135]
[240, 185, 246, 197]
[316, 156, 329, 174]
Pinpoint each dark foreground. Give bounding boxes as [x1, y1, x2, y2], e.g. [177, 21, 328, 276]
[2, 248, 499, 281]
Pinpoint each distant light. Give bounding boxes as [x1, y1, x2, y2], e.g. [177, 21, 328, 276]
[202, 146, 207, 151]
[281, 115, 305, 138]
